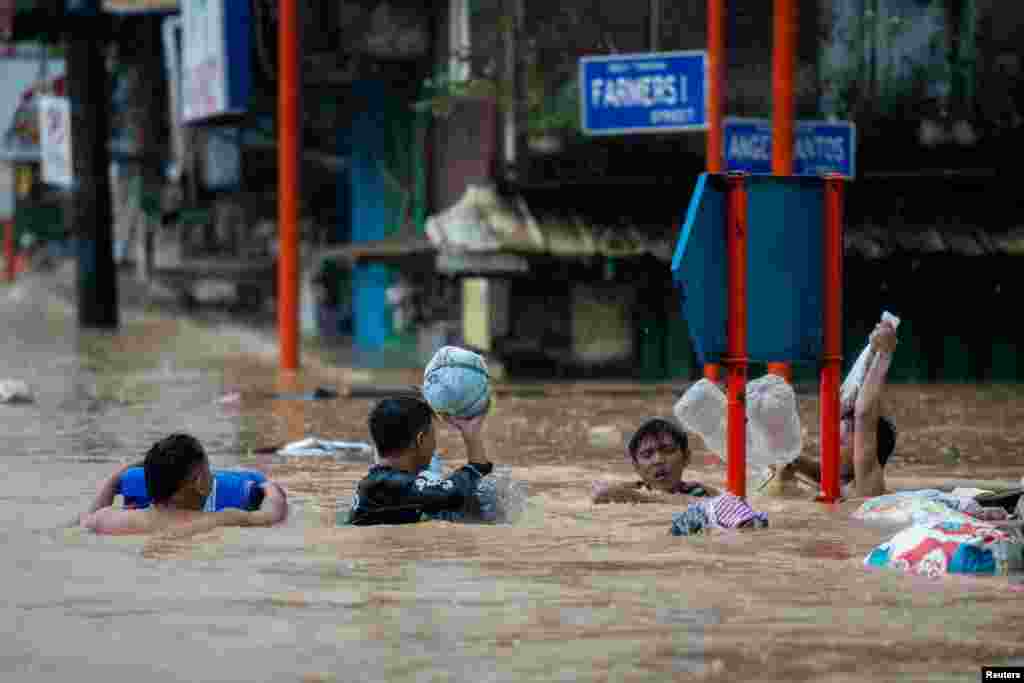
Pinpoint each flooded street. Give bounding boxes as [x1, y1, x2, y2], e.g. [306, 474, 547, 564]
[2, 273, 1022, 682]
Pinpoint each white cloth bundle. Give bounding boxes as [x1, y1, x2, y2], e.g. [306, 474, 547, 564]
[840, 311, 900, 415]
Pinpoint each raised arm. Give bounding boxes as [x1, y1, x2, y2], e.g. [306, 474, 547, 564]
[444, 413, 491, 467]
[851, 320, 896, 498]
[854, 320, 897, 419]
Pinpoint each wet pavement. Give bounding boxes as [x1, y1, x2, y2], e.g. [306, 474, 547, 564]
[2, 271, 1023, 682]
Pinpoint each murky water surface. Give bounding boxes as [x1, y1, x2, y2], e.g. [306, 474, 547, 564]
[2, 275, 1022, 682]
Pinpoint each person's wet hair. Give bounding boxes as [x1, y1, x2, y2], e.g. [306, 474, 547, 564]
[143, 433, 207, 504]
[368, 394, 435, 455]
[627, 417, 688, 462]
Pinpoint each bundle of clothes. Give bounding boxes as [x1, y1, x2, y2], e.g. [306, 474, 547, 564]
[857, 488, 1024, 578]
[670, 493, 770, 536]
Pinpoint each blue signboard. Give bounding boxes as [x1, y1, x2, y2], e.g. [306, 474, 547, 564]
[723, 117, 857, 178]
[580, 51, 707, 135]
[673, 174, 826, 364]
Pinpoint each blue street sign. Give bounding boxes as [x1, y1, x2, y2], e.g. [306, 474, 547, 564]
[723, 117, 857, 178]
[580, 51, 707, 135]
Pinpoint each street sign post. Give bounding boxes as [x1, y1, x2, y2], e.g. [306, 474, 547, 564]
[580, 51, 707, 135]
[724, 117, 856, 178]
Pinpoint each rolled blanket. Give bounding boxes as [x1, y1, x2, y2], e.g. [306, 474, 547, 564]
[865, 520, 1024, 578]
[853, 489, 1009, 527]
[670, 494, 769, 536]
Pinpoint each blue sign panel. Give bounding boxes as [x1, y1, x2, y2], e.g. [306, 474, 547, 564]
[672, 174, 826, 364]
[723, 117, 857, 178]
[580, 51, 707, 135]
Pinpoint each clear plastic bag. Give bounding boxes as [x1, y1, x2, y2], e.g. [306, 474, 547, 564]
[674, 375, 801, 470]
[427, 456, 527, 524]
[746, 374, 802, 467]
[470, 467, 529, 524]
[674, 379, 727, 459]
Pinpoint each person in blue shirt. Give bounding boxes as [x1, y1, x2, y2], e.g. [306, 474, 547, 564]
[79, 434, 288, 535]
[347, 392, 493, 526]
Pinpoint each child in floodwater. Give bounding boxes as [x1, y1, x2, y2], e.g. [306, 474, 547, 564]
[346, 393, 494, 525]
[761, 317, 898, 499]
[591, 417, 720, 504]
[79, 433, 288, 535]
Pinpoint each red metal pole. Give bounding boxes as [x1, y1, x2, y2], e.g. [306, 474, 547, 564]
[726, 172, 748, 498]
[772, 0, 796, 176]
[766, 361, 792, 382]
[703, 363, 721, 381]
[771, 0, 797, 383]
[818, 174, 844, 503]
[704, 0, 726, 383]
[707, 0, 725, 173]
[277, 0, 300, 370]
[3, 220, 14, 282]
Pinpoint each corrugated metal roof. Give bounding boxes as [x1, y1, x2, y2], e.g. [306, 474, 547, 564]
[424, 184, 676, 261]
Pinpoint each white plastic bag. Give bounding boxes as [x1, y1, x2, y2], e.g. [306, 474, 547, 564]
[674, 375, 801, 470]
[840, 311, 900, 415]
[674, 379, 727, 459]
[277, 437, 373, 459]
[746, 374, 803, 467]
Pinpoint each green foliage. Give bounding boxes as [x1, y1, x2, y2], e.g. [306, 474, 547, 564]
[413, 68, 501, 119]
[821, 0, 948, 121]
[526, 78, 580, 135]
[415, 64, 580, 137]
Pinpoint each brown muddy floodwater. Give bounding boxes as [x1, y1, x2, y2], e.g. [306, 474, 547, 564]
[2, 274, 1022, 683]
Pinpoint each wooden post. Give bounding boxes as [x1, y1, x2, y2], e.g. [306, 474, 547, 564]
[67, 15, 118, 329]
[278, 0, 300, 370]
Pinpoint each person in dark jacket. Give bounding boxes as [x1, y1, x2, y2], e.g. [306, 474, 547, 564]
[347, 392, 493, 526]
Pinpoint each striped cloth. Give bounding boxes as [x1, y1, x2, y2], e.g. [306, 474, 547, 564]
[671, 494, 769, 536]
[703, 493, 769, 528]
